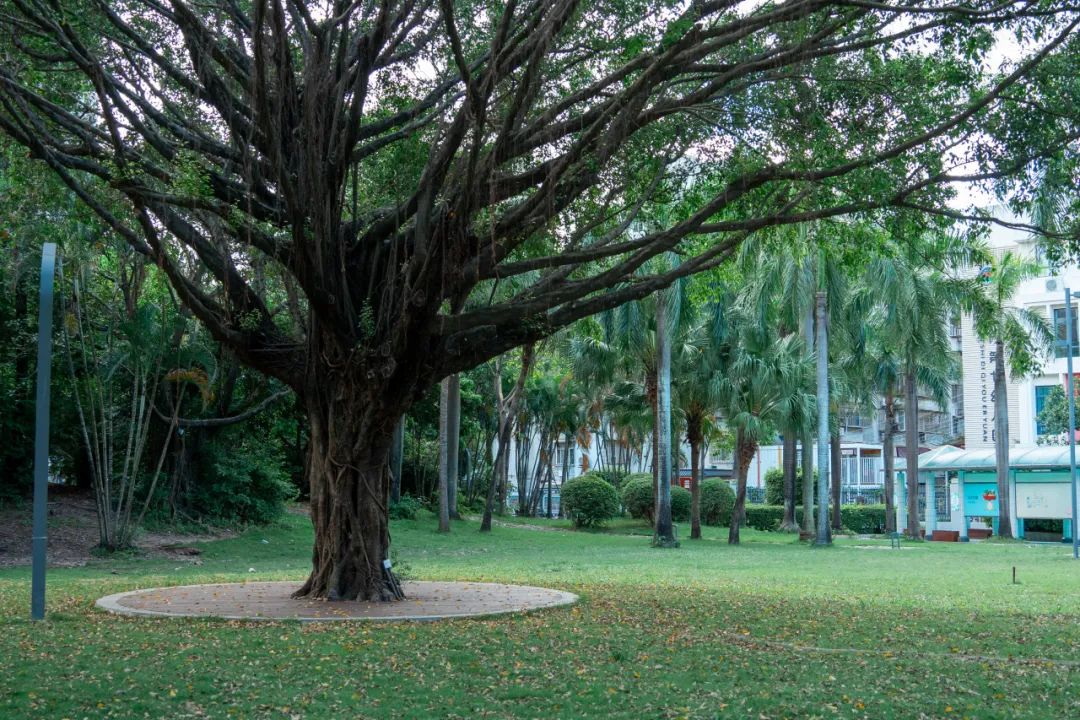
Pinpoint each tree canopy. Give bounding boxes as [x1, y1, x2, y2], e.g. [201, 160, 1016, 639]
[2, 0, 1079, 599]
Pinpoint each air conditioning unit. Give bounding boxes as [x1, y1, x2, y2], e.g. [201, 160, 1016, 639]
[1046, 278, 1059, 292]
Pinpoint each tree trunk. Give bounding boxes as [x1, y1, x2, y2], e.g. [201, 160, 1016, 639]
[653, 293, 676, 547]
[830, 429, 842, 532]
[780, 428, 798, 531]
[482, 356, 508, 533]
[390, 418, 404, 505]
[688, 416, 702, 540]
[647, 372, 659, 508]
[801, 432, 815, 534]
[294, 389, 404, 601]
[516, 428, 530, 516]
[800, 299, 815, 535]
[905, 366, 921, 539]
[883, 388, 896, 533]
[547, 455, 555, 518]
[438, 378, 453, 532]
[994, 339, 1013, 538]
[446, 374, 461, 519]
[815, 291, 831, 545]
[728, 430, 755, 545]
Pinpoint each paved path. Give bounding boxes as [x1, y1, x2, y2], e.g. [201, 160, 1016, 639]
[97, 581, 578, 622]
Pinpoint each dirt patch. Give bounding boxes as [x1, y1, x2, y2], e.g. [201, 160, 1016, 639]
[0, 491, 234, 568]
[97, 580, 578, 622]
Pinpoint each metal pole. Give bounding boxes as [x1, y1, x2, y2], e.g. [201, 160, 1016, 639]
[1067, 287, 1079, 560]
[31, 243, 57, 620]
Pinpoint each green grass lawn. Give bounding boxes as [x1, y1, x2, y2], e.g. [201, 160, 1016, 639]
[2, 513, 1078, 719]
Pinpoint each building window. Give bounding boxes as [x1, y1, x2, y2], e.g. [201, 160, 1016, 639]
[917, 474, 951, 522]
[1035, 245, 1059, 276]
[556, 441, 574, 468]
[1053, 307, 1079, 358]
[1035, 385, 1055, 436]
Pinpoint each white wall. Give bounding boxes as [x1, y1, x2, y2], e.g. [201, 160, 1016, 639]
[959, 206, 1080, 447]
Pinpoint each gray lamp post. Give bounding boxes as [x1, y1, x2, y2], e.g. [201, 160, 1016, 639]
[1065, 287, 1079, 560]
[31, 243, 58, 620]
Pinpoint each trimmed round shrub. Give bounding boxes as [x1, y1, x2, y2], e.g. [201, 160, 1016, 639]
[587, 468, 628, 490]
[621, 474, 655, 521]
[561, 474, 620, 527]
[699, 479, 736, 526]
[670, 485, 691, 522]
[620, 474, 691, 523]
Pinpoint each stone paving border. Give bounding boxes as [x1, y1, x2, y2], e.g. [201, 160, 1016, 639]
[96, 580, 578, 622]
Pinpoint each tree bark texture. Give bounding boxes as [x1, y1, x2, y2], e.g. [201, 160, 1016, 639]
[438, 378, 452, 533]
[647, 372, 659, 509]
[883, 389, 897, 533]
[653, 293, 676, 547]
[815, 292, 831, 545]
[688, 417, 703, 540]
[728, 429, 755, 545]
[905, 367, 921, 539]
[993, 339, 1013, 538]
[293, 368, 404, 601]
[801, 300, 816, 535]
[446, 374, 462, 519]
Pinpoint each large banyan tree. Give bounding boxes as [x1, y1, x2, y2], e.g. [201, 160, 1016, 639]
[0, 0, 1077, 599]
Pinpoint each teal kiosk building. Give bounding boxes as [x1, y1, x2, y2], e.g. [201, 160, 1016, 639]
[896, 446, 1077, 541]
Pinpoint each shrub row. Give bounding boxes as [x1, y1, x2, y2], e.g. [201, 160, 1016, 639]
[621, 475, 691, 522]
[620, 475, 737, 526]
[743, 504, 887, 534]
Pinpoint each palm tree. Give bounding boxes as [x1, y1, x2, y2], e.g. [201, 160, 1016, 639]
[739, 233, 807, 531]
[677, 323, 724, 540]
[967, 251, 1053, 538]
[846, 330, 902, 533]
[865, 241, 963, 538]
[740, 227, 849, 535]
[711, 292, 815, 545]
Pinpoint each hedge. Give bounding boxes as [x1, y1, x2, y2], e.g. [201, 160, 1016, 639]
[743, 504, 887, 534]
[621, 475, 690, 523]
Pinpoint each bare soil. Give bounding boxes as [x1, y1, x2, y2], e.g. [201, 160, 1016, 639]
[0, 490, 235, 568]
[98, 580, 578, 621]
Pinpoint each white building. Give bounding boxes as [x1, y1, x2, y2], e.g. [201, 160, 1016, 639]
[960, 206, 1078, 449]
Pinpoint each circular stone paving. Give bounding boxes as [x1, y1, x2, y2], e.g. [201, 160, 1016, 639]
[96, 581, 578, 622]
